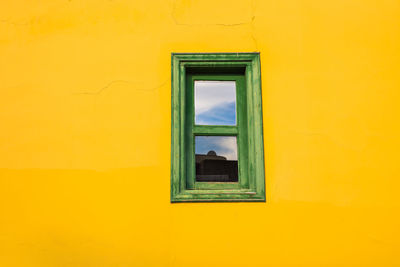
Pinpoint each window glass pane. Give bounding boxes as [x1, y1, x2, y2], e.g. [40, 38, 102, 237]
[194, 81, 236, 125]
[195, 136, 238, 182]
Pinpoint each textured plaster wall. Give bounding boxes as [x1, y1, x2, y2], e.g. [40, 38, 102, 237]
[1, 0, 400, 266]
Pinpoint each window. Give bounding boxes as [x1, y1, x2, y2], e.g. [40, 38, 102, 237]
[171, 53, 265, 202]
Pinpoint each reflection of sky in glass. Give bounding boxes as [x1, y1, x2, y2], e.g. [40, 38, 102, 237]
[195, 81, 236, 125]
[195, 136, 237, 160]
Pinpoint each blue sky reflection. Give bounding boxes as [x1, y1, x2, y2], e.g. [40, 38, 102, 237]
[195, 81, 236, 125]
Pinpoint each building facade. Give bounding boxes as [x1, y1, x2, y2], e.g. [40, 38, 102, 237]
[1, 0, 400, 266]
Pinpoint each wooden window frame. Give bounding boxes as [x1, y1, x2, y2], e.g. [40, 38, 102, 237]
[171, 53, 265, 202]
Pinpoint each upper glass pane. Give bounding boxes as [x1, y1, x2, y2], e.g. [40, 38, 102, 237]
[194, 81, 236, 125]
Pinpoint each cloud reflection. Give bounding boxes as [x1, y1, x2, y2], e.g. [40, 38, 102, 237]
[195, 81, 236, 125]
[195, 136, 237, 160]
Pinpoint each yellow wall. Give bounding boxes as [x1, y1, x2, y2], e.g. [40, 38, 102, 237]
[1, 0, 400, 266]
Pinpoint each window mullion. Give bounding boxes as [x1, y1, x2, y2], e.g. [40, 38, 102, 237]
[192, 125, 238, 135]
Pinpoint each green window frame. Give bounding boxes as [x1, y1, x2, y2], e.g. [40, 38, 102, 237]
[171, 53, 265, 202]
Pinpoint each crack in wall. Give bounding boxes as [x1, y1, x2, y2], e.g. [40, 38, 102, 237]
[74, 80, 168, 96]
[171, 0, 258, 51]
[171, 0, 253, 27]
[0, 18, 30, 26]
[250, 15, 258, 51]
[2, 0, 260, 51]
[250, 0, 258, 51]
[75, 80, 130, 95]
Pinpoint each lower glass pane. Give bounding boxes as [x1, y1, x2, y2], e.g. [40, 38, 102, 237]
[195, 136, 238, 182]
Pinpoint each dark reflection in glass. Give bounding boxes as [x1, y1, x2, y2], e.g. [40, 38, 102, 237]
[195, 136, 238, 182]
[195, 81, 236, 125]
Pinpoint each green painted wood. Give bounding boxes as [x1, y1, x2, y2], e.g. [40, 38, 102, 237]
[185, 73, 195, 189]
[236, 75, 249, 189]
[171, 55, 180, 199]
[171, 53, 265, 202]
[193, 126, 237, 135]
[194, 182, 240, 190]
[179, 64, 187, 192]
[187, 73, 244, 191]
